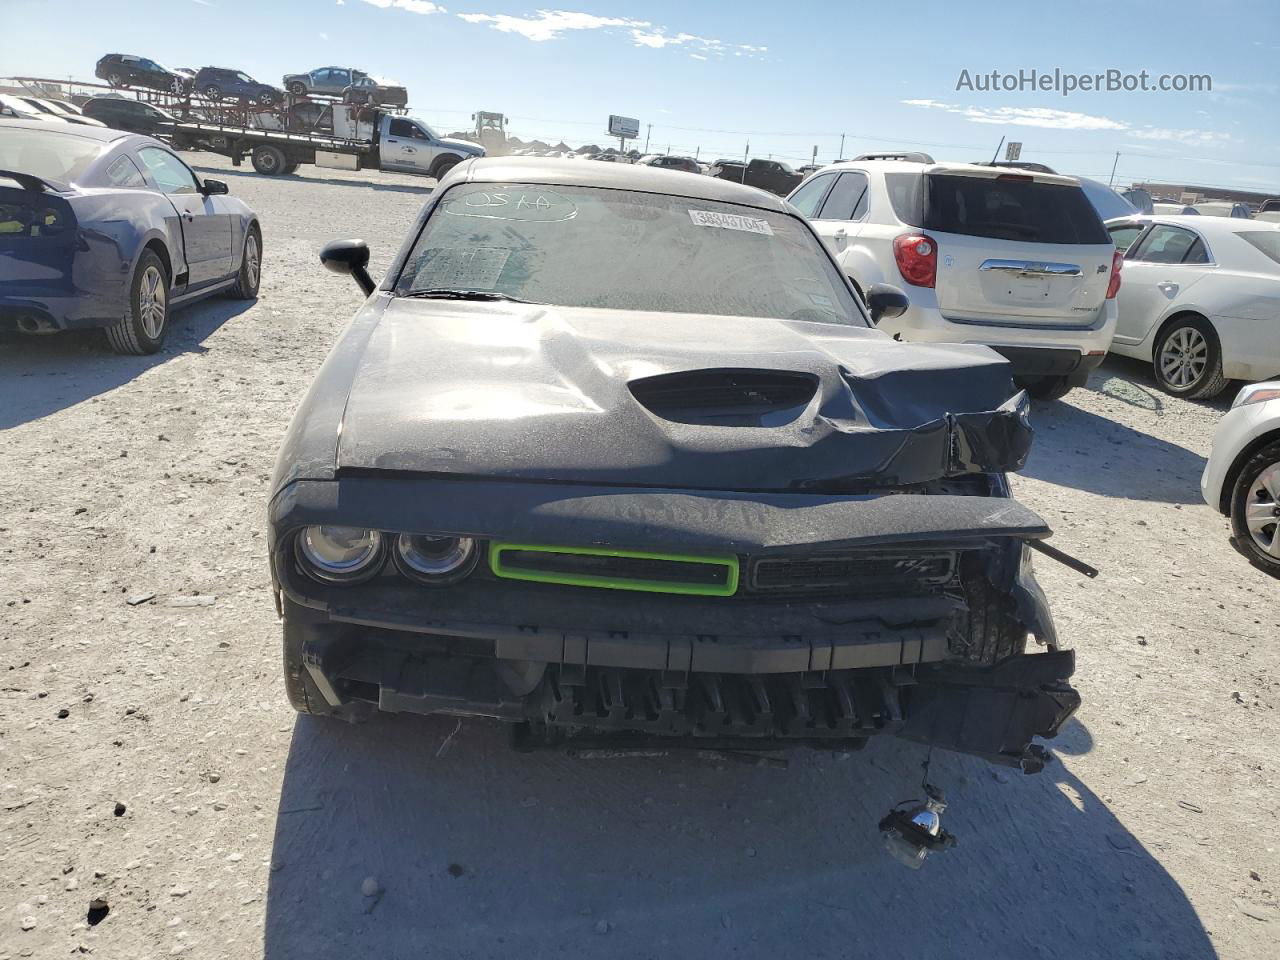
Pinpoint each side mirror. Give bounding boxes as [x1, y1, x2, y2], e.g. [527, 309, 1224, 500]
[320, 238, 375, 296]
[201, 178, 229, 196]
[865, 282, 909, 324]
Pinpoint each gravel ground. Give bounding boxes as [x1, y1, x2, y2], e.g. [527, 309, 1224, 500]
[2, 153, 1277, 960]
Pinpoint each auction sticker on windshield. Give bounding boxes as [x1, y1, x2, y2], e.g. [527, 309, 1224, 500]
[688, 209, 774, 236]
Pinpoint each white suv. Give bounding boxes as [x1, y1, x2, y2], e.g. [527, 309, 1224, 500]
[787, 154, 1121, 399]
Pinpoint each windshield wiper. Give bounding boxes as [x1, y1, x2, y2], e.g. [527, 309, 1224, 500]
[400, 288, 542, 304]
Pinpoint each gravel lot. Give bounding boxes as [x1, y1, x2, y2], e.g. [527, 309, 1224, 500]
[2, 153, 1278, 960]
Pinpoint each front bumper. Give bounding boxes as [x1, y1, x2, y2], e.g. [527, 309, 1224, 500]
[272, 476, 1078, 768]
[288, 594, 1078, 768]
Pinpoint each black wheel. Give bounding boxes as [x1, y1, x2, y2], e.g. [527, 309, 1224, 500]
[251, 145, 288, 175]
[287, 81, 307, 96]
[1229, 441, 1280, 578]
[281, 161, 300, 175]
[431, 155, 461, 180]
[169, 76, 185, 95]
[1021, 375, 1073, 401]
[1152, 314, 1228, 399]
[202, 84, 222, 101]
[257, 91, 278, 106]
[229, 224, 261, 299]
[106, 72, 124, 88]
[105, 250, 169, 355]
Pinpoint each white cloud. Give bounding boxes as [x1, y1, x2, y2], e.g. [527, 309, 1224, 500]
[361, 0, 444, 14]
[457, 10, 645, 41]
[902, 98, 1126, 131]
[319, 31, 329, 39]
[1127, 127, 1234, 146]
[690, 53, 707, 61]
[902, 98, 1234, 150]
[453, 8, 764, 55]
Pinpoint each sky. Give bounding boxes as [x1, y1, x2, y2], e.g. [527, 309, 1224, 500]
[3, 0, 1278, 192]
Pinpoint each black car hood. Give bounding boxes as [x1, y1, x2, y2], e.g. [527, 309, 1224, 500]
[334, 299, 1032, 491]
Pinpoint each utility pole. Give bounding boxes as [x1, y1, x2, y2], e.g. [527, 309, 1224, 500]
[838, 133, 845, 161]
[741, 140, 749, 184]
[1108, 151, 1120, 188]
[644, 124, 651, 154]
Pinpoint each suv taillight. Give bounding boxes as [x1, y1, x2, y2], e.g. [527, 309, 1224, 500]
[1106, 249, 1123, 299]
[893, 233, 937, 288]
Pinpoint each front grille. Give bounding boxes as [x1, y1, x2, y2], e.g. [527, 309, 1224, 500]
[489, 543, 739, 597]
[749, 552, 956, 595]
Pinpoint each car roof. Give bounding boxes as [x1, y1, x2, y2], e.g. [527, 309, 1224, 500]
[815, 158, 1081, 186]
[0, 117, 132, 144]
[1106, 214, 1280, 236]
[457, 156, 792, 212]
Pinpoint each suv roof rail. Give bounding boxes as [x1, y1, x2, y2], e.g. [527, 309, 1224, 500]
[852, 151, 935, 164]
[973, 160, 1059, 174]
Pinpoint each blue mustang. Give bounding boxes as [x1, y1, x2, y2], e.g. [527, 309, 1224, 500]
[0, 120, 260, 354]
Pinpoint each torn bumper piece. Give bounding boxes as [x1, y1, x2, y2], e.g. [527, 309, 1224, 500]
[295, 602, 1078, 766]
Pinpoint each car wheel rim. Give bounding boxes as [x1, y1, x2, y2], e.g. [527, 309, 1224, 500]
[1244, 462, 1280, 558]
[246, 235, 260, 287]
[1158, 327, 1208, 388]
[138, 266, 166, 339]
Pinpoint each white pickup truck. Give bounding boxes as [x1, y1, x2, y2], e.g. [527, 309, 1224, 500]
[168, 104, 485, 178]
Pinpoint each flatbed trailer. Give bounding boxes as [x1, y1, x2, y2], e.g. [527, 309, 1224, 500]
[166, 120, 378, 176]
[5, 74, 484, 179]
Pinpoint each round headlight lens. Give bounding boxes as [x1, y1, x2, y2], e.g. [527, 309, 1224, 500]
[296, 526, 384, 582]
[394, 534, 478, 584]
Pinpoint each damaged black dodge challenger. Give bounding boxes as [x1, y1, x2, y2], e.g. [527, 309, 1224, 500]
[269, 158, 1082, 851]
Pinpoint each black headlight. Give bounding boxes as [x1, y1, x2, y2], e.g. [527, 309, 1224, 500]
[295, 526, 386, 584]
[392, 534, 479, 585]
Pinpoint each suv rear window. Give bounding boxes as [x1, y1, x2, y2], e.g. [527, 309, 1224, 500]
[924, 174, 1109, 244]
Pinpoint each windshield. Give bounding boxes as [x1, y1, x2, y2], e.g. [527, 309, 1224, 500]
[0, 127, 105, 183]
[396, 182, 864, 325]
[413, 118, 438, 139]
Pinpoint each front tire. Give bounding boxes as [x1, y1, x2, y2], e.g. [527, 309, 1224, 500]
[229, 224, 261, 299]
[1229, 441, 1280, 578]
[1153, 315, 1228, 399]
[251, 144, 287, 175]
[431, 154, 461, 179]
[106, 250, 169, 355]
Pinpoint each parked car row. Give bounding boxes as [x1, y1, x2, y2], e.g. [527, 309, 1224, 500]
[785, 153, 1280, 403]
[93, 53, 408, 107]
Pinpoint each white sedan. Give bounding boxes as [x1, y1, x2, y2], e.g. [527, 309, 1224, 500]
[1105, 215, 1280, 398]
[1202, 382, 1280, 575]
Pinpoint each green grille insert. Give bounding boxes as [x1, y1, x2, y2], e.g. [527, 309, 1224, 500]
[488, 543, 739, 597]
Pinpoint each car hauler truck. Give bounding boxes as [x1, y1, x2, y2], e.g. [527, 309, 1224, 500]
[168, 102, 485, 177]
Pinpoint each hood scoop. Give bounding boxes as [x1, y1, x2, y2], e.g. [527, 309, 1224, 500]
[629, 368, 819, 427]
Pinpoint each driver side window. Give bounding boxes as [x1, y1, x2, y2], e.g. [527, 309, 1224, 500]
[137, 147, 199, 196]
[788, 174, 836, 218]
